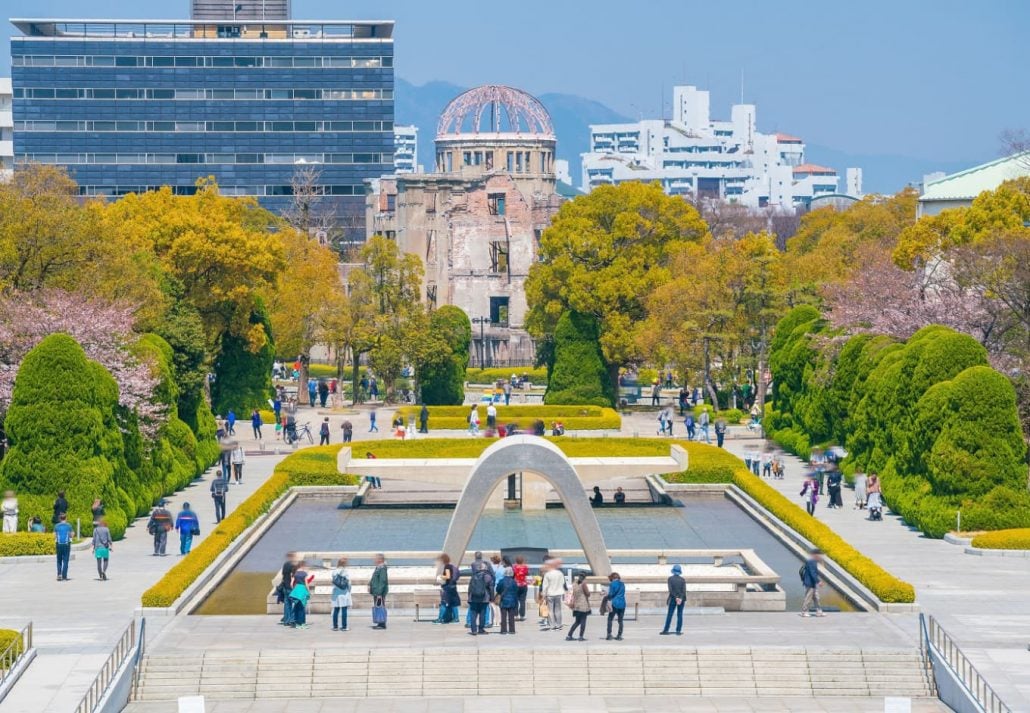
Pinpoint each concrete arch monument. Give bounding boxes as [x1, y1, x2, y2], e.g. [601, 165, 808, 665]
[441, 435, 612, 576]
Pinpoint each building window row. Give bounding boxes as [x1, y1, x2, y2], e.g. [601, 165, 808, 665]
[77, 183, 363, 197]
[16, 119, 393, 133]
[14, 87, 392, 101]
[13, 54, 392, 69]
[20, 152, 388, 166]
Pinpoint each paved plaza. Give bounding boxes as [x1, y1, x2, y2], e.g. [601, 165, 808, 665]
[1, 398, 1027, 710]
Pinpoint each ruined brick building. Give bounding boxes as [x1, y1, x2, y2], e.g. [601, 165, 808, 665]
[366, 85, 564, 365]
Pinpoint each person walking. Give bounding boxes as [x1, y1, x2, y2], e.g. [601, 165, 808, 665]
[715, 417, 727, 448]
[2, 490, 18, 533]
[513, 555, 530, 621]
[660, 564, 687, 635]
[273, 396, 282, 425]
[651, 381, 661, 406]
[486, 403, 497, 430]
[369, 553, 389, 629]
[605, 572, 626, 640]
[800, 474, 820, 516]
[369, 376, 379, 401]
[496, 566, 519, 635]
[147, 500, 173, 556]
[231, 443, 245, 484]
[565, 573, 591, 641]
[319, 417, 331, 446]
[418, 404, 429, 434]
[503, 380, 512, 406]
[92, 517, 113, 581]
[330, 557, 353, 631]
[226, 409, 236, 436]
[368, 408, 379, 433]
[698, 408, 711, 444]
[175, 502, 200, 555]
[800, 549, 825, 617]
[307, 378, 317, 407]
[683, 412, 696, 441]
[466, 555, 494, 636]
[854, 471, 868, 510]
[468, 405, 480, 435]
[52, 490, 68, 527]
[211, 471, 229, 523]
[541, 558, 566, 631]
[826, 469, 843, 509]
[436, 553, 461, 623]
[251, 409, 263, 440]
[54, 513, 73, 581]
[657, 409, 667, 436]
[318, 379, 330, 408]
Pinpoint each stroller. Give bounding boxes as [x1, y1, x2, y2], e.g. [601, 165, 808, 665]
[866, 491, 883, 521]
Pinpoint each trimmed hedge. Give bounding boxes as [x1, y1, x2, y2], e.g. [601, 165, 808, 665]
[970, 529, 1030, 550]
[211, 304, 275, 415]
[466, 367, 548, 385]
[545, 311, 615, 407]
[0, 533, 57, 557]
[419, 306, 471, 405]
[139, 445, 360, 608]
[391, 405, 621, 431]
[0, 628, 24, 662]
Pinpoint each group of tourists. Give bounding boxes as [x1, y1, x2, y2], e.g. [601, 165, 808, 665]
[800, 464, 883, 521]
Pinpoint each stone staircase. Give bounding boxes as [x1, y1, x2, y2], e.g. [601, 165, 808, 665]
[132, 646, 935, 701]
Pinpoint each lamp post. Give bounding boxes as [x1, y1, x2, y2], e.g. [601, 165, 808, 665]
[471, 316, 489, 368]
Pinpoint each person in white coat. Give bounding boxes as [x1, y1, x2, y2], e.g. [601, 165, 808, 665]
[330, 557, 353, 631]
[2, 491, 18, 533]
[468, 405, 480, 435]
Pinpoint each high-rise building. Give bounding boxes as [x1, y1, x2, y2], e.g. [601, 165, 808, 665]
[393, 124, 418, 173]
[581, 85, 860, 209]
[0, 78, 12, 181]
[9, 11, 394, 242]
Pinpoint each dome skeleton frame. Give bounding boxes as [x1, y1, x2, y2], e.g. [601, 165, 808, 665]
[437, 84, 554, 138]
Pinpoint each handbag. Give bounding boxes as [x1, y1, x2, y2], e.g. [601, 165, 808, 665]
[563, 589, 575, 608]
[599, 595, 611, 615]
[538, 599, 550, 618]
[372, 596, 387, 625]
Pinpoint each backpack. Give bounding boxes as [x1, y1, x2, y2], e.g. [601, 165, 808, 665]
[799, 565, 806, 584]
[469, 569, 489, 600]
[320, 422, 330, 436]
[332, 572, 350, 592]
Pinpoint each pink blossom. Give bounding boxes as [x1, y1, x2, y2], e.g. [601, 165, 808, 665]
[0, 290, 165, 434]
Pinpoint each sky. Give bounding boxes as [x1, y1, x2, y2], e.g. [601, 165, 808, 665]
[2, 0, 1028, 167]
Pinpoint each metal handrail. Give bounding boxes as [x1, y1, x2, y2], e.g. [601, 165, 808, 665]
[925, 614, 1011, 713]
[129, 618, 147, 701]
[73, 619, 136, 713]
[0, 622, 33, 687]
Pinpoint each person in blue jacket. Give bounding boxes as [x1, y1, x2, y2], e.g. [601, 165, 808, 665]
[605, 572, 627, 640]
[495, 566, 520, 635]
[175, 503, 200, 555]
[800, 549, 825, 617]
[307, 378, 317, 407]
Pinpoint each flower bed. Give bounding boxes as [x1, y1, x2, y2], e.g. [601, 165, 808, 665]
[392, 405, 621, 431]
[140, 445, 360, 608]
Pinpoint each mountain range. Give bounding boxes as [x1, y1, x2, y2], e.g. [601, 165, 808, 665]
[395, 78, 974, 194]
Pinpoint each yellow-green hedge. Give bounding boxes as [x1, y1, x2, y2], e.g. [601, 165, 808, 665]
[392, 405, 621, 431]
[140, 445, 360, 608]
[467, 367, 548, 385]
[357, 437, 678, 460]
[971, 529, 1030, 550]
[0, 533, 57, 557]
[0, 628, 24, 662]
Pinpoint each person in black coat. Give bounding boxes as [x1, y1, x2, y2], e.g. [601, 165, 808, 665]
[661, 564, 687, 635]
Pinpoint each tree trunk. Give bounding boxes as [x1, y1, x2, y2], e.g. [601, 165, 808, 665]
[703, 337, 720, 410]
[297, 354, 309, 406]
[608, 362, 621, 408]
[756, 355, 768, 413]
[351, 347, 362, 406]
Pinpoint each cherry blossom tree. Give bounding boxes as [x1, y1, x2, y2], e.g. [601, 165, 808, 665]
[0, 290, 164, 430]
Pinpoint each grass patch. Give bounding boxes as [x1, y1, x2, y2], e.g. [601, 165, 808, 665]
[140, 445, 360, 608]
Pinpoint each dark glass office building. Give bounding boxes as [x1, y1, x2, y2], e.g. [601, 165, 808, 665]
[10, 16, 394, 242]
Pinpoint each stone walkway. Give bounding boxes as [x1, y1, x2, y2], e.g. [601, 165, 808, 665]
[0, 454, 285, 713]
[724, 439, 1030, 709]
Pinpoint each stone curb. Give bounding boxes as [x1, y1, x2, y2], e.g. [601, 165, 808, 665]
[963, 546, 1030, 558]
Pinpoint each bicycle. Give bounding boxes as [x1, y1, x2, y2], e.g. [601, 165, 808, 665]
[286, 422, 314, 445]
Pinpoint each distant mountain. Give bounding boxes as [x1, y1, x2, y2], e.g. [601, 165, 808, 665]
[395, 78, 629, 177]
[395, 78, 976, 194]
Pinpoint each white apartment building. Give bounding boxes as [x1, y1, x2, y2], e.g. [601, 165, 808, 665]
[582, 85, 859, 209]
[393, 124, 419, 173]
[0, 78, 13, 181]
